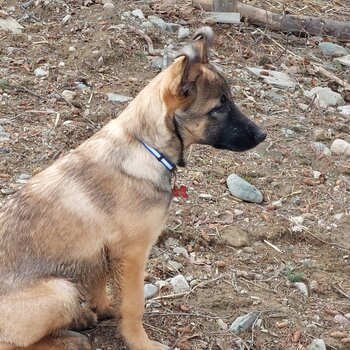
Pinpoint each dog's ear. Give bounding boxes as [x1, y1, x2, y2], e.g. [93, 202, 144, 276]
[177, 26, 214, 95]
[162, 27, 214, 111]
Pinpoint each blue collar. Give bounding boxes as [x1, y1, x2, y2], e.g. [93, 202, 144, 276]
[139, 140, 176, 172]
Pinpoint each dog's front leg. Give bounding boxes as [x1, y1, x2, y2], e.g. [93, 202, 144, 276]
[116, 244, 167, 350]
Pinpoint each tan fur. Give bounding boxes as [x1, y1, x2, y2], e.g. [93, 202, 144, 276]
[0, 27, 264, 350]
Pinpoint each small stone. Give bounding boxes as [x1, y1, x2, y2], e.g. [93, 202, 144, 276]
[173, 247, 189, 259]
[131, 9, 145, 20]
[334, 213, 344, 220]
[246, 67, 297, 89]
[304, 87, 345, 108]
[291, 216, 304, 225]
[76, 83, 89, 90]
[281, 128, 295, 137]
[61, 14, 72, 24]
[34, 68, 48, 78]
[333, 314, 350, 325]
[170, 275, 190, 293]
[1, 188, 17, 195]
[144, 283, 158, 300]
[217, 319, 228, 330]
[148, 15, 168, 31]
[310, 280, 319, 291]
[221, 226, 249, 248]
[229, 313, 258, 333]
[189, 279, 198, 287]
[242, 247, 254, 254]
[307, 339, 326, 350]
[234, 209, 244, 216]
[334, 55, 350, 67]
[107, 93, 133, 104]
[294, 282, 309, 297]
[311, 142, 331, 156]
[313, 171, 322, 179]
[103, 3, 115, 10]
[178, 27, 191, 40]
[69, 46, 76, 52]
[0, 132, 10, 142]
[62, 90, 76, 103]
[227, 174, 263, 203]
[330, 139, 350, 156]
[166, 260, 183, 272]
[150, 56, 163, 70]
[198, 193, 212, 199]
[314, 128, 329, 141]
[338, 105, 350, 115]
[319, 42, 349, 57]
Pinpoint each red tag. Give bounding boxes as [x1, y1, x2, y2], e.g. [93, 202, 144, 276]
[172, 185, 188, 198]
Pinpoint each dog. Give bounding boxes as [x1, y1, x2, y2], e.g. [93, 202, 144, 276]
[0, 27, 266, 350]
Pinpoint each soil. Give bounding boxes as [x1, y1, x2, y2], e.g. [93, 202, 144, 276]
[0, 1, 350, 349]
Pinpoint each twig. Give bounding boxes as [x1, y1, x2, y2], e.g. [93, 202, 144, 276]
[263, 239, 283, 253]
[332, 284, 350, 300]
[145, 312, 221, 319]
[314, 65, 350, 90]
[241, 278, 278, 294]
[129, 28, 162, 56]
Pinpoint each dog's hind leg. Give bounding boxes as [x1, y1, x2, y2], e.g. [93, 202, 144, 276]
[0, 279, 90, 350]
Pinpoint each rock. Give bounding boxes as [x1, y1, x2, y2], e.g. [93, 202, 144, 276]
[0, 147, 10, 154]
[16, 173, 31, 184]
[148, 15, 168, 31]
[334, 54, 350, 67]
[144, 283, 158, 299]
[313, 171, 322, 179]
[0, 10, 24, 34]
[319, 42, 349, 57]
[338, 105, 350, 115]
[166, 260, 183, 272]
[170, 275, 190, 293]
[173, 247, 189, 259]
[311, 142, 331, 156]
[0, 132, 11, 142]
[62, 90, 76, 103]
[281, 128, 295, 137]
[234, 209, 244, 216]
[291, 216, 304, 225]
[307, 339, 326, 350]
[198, 193, 212, 199]
[69, 46, 76, 52]
[310, 280, 319, 292]
[229, 313, 258, 333]
[333, 314, 350, 325]
[246, 67, 298, 89]
[61, 14, 72, 24]
[333, 213, 344, 220]
[330, 139, 350, 156]
[221, 226, 249, 248]
[217, 319, 228, 330]
[103, 2, 115, 10]
[131, 9, 145, 20]
[227, 174, 263, 203]
[1, 188, 17, 195]
[294, 282, 309, 297]
[34, 68, 48, 78]
[107, 93, 133, 104]
[178, 27, 191, 40]
[304, 87, 345, 108]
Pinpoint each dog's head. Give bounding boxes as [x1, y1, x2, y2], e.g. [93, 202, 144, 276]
[162, 27, 266, 152]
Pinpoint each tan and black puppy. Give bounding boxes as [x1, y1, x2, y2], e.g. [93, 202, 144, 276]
[0, 27, 266, 350]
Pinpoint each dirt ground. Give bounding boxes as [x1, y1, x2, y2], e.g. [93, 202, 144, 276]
[1, 0, 350, 349]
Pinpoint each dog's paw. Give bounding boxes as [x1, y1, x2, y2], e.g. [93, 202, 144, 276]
[69, 307, 98, 331]
[57, 330, 91, 350]
[96, 306, 115, 322]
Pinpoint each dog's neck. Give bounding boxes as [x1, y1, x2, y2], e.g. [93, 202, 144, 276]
[116, 73, 185, 168]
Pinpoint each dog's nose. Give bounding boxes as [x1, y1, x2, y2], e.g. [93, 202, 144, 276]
[254, 129, 267, 144]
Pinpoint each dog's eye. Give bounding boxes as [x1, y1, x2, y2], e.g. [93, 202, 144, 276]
[210, 95, 226, 114]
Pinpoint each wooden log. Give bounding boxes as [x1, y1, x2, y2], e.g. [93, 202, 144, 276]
[205, 12, 240, 24]
[213, 0, 238, 12]
[193, 0, 350, 42]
